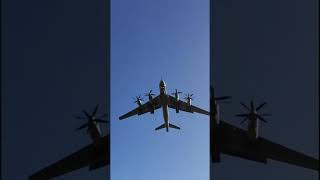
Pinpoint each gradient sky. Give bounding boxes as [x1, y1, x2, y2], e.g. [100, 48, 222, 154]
[210, 0, 319, 179]
[111, 0, 209, 180]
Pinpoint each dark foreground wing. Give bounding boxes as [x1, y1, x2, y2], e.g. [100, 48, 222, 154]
[213, 120, 319, 170]
[215, 121, 268, 163]
[259, 137, 319, 170]
[29, 144, 93, 180]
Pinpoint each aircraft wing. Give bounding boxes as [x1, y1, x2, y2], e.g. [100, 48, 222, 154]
[259, 137, 319, 170]
[167, 95, 210, 115]
[214, 120, 319, 170]
[119, 95, 161, 120]
[29, 144, 93, 180]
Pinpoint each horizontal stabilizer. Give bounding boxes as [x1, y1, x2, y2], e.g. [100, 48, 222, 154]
[169, 123, 180, 130]
[155, 124, 166, 130]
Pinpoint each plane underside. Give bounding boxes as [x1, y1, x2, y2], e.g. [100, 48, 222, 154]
[119, 80, 210, 132]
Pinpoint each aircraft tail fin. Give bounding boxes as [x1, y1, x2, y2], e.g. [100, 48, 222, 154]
[155, 123, 180, 131]
[169, 123, 180, 130]
[155, 124, 166, 130]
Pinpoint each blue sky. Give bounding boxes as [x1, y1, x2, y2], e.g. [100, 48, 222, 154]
[111, 0, 209, 179]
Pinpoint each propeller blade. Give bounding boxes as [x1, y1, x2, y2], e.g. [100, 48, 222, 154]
[135, 96, 143, 101]
[215, 96, 232, 101]
[145, 90, 155, 96]
[184, 95, 193, 100]
[92, 104, 99, 116]
[256, 102, 266, 111]
[235, 113, 249, 117]
[75, 123, 89, 131]
[82, 110, 90, 118]
[257, 115, 268, 123]
[240, 102, 250, 111]
[241, 118, 248, 124]
[174, 89, 182, 94]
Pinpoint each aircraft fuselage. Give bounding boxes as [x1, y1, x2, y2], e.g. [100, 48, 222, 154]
[159, 80, 170, 131]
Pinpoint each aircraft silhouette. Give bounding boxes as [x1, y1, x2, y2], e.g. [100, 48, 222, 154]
[210, 86, 319, 171]
[29, 105, 109, 179]
[119, 80, 210, 131]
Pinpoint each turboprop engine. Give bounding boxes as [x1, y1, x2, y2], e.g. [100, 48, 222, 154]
[134, 95, 143, 107]
[235, 101, 271, 141]
[171, 89, 182, 113]
[145, 90, 155, 114]
[184, 93, 193, 106]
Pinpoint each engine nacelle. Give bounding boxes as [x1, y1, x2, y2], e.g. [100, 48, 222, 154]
[247, 118, 259, 141]
[149, 104, 155, 114]
[175, 95, 180, 113]
[136, 100, 142, 107]
[147, 95, 155, 114]
[187, 98, 192, 106]
[148, 95, 153, 101]
[172, 89, 182, 113]
[174, 93, 179, 101]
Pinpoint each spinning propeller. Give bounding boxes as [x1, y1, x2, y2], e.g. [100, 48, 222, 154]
[134, 95, 144, 103]
[184, 93, 194, 101]
[171, 89, 182, 96]
[145, 90, 155, 97]
[75, 105, 108, 132]
[235, 101, 271, 124]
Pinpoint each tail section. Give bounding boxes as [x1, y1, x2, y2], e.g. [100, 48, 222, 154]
[169, 123, 180, 130]
[154, 123, 180, 131]
[155, 124, 166, 131]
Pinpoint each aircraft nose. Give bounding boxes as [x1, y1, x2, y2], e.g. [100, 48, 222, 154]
[159, 80, 166, 87]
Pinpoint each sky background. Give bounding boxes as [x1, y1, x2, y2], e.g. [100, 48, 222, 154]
[2, 0, 318, 180]
[111, 0, 209, 180]
[2, 0, 109, 179]
[210, 0, 319, 179]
